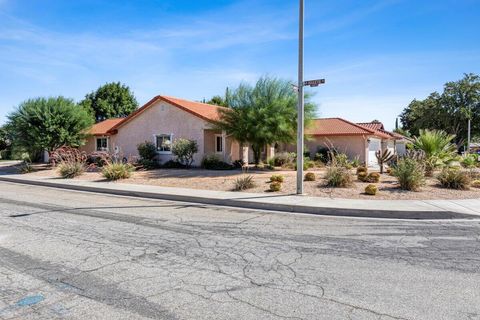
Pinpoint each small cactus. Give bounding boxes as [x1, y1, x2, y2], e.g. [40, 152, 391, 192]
[365, 184, 378, 195]
[357, 171, 368, 182]
[356, 166, 368, 175]
[366, 172, 381, 183]
[270, 181, 282, 192]
[270, 174, 285, 183]
[304, 172, 316, 181]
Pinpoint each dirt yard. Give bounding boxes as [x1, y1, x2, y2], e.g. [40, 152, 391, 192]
[17, 164, 480, 200]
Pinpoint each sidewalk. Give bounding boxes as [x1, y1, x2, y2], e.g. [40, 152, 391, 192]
[1, 173, 479, 219]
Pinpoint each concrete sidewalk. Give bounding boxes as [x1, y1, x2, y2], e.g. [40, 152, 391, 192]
[1, 173, 479, 219]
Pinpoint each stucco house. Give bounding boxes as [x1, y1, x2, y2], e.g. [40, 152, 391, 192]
[80, 95, 246, 166]
[81, 95, 407, 167]
[278, 118, 400, 166]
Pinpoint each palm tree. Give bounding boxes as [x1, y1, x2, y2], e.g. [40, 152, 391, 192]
[215, 76, 316, 164]
[413, 129, 458, 175]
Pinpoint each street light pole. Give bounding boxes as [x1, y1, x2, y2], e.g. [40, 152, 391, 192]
[296, 0, 304, 195]
[467, 118, 471, 153]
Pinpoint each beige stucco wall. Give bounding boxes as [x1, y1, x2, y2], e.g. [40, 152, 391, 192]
[80, 102, 243, 166]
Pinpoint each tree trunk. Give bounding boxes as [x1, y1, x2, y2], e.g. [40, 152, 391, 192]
[251, 144, 262, 165]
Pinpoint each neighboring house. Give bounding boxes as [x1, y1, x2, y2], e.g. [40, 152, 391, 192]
[80, 96, 244, 166]
[279, 118, 405, 166]
[357, 121, 411, 157]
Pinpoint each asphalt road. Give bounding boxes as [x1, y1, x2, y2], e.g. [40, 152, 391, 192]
[0, 182, 479, 320]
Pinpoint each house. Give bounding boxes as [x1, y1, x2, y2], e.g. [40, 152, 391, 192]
[279, 118, 406, 166]
[81, 95, 408, 167]
[80, 95, 246, 165]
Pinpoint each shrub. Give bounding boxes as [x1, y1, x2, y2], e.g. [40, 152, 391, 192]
[138, 159, 159, 170]
[172, 138, 198, 167]
[17, 161, 34, 174]
[392, 158, 425, 191]
[413, 129, 458, 176]
[270, 174, 285, 183]
[58, 162, 85, 178]
[325, 166, 353, 187]
[269, 181, 282, 192]
[351, 157, 360, 168]
[161, 160, 186, 169]
[234, 175, 256, 191]
[267, 158, 275, 167]
[357, 171, 368, 182]
[366, 172, 380, 183]
[356, 166, 368, 174]
[331, 153, 352, 169]
[86, 152, 111, 167]
[273, 152, 295, 167]
[137, 141, 157, 161]
[471, 180, 480, 188]
[461, 154, 478, 168]
[50, 146, 87, 167]
[365, 184, 378, 195]
[304, 159, 315, 170]
[102, 162, 134, 180]
[201, 154, 233, 170]
[437, 168, 471, 190]
[304, 172, 316, 181]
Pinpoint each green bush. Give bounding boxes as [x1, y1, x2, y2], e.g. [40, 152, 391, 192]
[437, 168, 471, 190]
[161, 160, 186, 169]
[172, 138, 198, 167]
[273, 152, 295, 167]
[331, 153, 352, 169]
[269, 181, 282, 192]
[234, 175, 256, 191]
[17, 161, 34, 174]
[366, 172, 380, 183]
[365, 184, 378, 195]
[392, 158, 425, 191]
[138, 159, 159, 170]
[58, 162, 85, 178]
[137, 141, 157, 161]
[461, 154, 478, 168]
[102, 162, 134, 180]
[201, 154, 233, 170]
[304, 159, 315, 169]
[304, 172, 316, 181]
[325, 166, 353, 187]
[270, 174, 285, 183]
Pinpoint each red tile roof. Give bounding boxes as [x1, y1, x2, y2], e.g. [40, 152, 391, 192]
[108, 95, 225, 133]
[89, 118, 124, 135]
[357, 122, 384, 131]
[306, 118, 391, 139]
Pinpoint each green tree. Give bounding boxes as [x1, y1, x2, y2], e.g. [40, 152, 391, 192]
[413, 129, 458, 175]
[0, 126, 10, 152]
[400, 73, 480, 144]
[215, 76, 317, 164]
[80, 82, 138, 122]
[7, 97, 94, 156]
[206, 95, 228, 107]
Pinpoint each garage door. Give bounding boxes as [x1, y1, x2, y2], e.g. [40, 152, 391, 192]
[368, 138, 381, 167]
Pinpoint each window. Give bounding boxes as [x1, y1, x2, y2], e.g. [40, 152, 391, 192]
[215, 135, 223, 153]
[156, 134, 172, 153]
[96, 137, 108, 151]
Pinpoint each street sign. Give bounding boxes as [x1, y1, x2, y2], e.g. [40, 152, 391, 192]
[303, 79, 325, 87]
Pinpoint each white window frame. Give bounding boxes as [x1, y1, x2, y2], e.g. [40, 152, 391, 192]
[154, 134, 173, 154]
[96, 137, 109, 152]
[214, 134, 223, 154]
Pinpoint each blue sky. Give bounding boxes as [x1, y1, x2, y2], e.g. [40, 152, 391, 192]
[0, 0, 479, 129]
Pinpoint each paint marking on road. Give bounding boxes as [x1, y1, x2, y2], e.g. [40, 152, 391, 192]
[16, 295, 44, 306]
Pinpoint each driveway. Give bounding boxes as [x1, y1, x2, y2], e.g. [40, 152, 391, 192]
[0, 182, 479, 319]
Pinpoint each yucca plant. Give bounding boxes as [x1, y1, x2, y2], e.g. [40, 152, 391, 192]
[413, 129, 458, 176]
[375, 149, 394, 174]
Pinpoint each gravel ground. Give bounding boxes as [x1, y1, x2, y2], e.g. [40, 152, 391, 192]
[19, 165, 480, 200]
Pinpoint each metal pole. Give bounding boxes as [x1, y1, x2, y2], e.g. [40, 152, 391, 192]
[296, 0, 304, 194]
[467, 118, 471, 154]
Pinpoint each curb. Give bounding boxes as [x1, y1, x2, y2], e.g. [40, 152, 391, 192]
[0, 176, 475, 220]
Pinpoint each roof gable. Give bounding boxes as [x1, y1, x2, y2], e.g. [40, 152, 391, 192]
[89, 118, 124, 135]
[108, 95, 225, 133]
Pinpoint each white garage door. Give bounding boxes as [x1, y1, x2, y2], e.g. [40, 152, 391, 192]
[368, 138, 381, 167]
